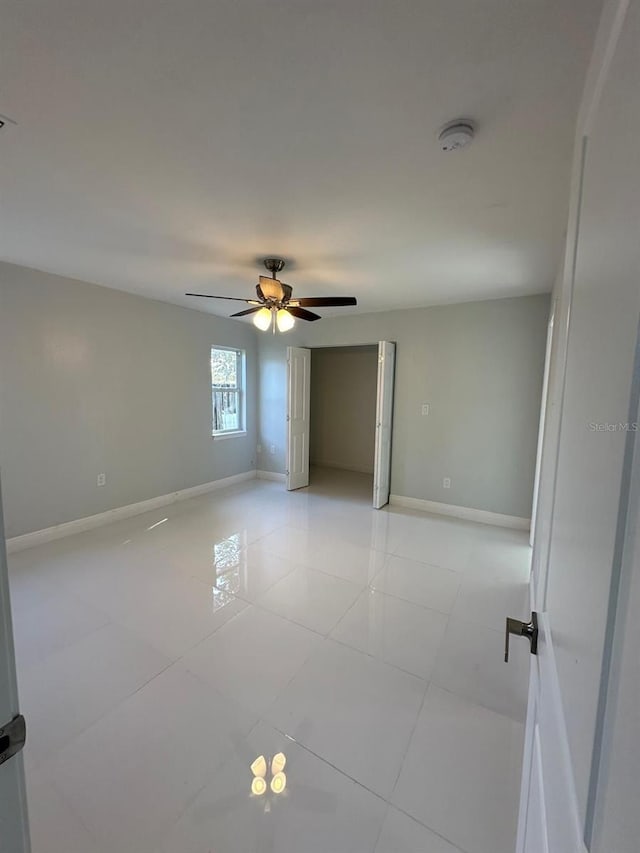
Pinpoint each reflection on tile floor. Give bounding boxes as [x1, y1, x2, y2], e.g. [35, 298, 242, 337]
[9, 468, 531, 853]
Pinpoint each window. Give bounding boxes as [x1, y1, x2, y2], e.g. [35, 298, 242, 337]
[211, 347, 246, 437]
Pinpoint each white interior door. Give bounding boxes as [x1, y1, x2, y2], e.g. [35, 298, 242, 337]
[0, 477, 31, 852]
[373, 341, 395, 509]
[516, 3, 640, 851]
[286, 347, 311, 491]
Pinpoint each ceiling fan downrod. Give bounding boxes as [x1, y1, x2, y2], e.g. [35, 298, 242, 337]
[263, 257, 285, 279]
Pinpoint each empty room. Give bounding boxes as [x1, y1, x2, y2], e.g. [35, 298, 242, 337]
[1, 3, 639, 853]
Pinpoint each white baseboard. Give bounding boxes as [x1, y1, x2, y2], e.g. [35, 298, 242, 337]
[7, 470, 257, 554]
[256, 470, 287, 482]
[388, 494, 530, 530]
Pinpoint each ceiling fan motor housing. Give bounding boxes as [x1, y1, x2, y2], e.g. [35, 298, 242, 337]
[258, 276, 291, 303]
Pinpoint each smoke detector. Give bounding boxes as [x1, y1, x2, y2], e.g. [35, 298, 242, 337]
[438, 120, 475, 151]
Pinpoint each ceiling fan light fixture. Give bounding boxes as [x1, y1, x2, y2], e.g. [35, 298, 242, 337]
[253, 307, 272, 331]
[276, 309, 295, 333]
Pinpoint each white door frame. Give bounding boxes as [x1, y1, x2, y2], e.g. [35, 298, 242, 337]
[0, 475, 31, 852]
[588, 366, 640, 851]
[529, 302, 555, 548]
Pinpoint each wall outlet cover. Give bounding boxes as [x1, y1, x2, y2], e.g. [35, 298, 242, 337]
[443, 477, 451, 488]
[97, 473, 106, 487]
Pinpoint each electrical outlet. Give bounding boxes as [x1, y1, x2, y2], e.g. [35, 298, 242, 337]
[443, 477, 451, 489]
[421, 403, 430, 416]
[270, 444, 276, 455]
[257, 444, 262, 454]
[97, 473, 106, 487]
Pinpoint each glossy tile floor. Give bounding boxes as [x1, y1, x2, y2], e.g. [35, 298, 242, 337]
[9, 468, 532, 853]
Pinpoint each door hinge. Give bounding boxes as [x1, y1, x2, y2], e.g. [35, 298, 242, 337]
[0, 714, 26, 766]
[504, 611, 538, 662]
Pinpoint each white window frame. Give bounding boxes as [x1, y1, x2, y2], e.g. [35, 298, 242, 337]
[211, 346, 247, 439]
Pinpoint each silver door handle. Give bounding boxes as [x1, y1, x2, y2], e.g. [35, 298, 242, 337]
[504, 612, 538, 662]
[0, 714, 26, 766]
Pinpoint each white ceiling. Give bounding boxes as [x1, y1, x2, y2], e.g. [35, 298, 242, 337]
[0, 0, 601, 318]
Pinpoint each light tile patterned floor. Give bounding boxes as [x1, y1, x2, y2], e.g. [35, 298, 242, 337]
[9, 468, 531, 853]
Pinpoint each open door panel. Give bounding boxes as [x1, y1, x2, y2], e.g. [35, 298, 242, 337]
[286, 347, 311, 491]
[373, 341, 395, 509]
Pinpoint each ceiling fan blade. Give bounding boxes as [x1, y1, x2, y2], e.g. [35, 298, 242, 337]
[287, 306, 321, 322]
[185, 293, 258, 303]
[291, 296, 357, 307]
[230, 306, 262, 318]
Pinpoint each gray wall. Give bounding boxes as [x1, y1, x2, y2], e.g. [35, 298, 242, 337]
[310, 346, 377, 474]
[257, 332, 293, 473]
[258, 294, 549, 519]
[0, 262, 257, 538]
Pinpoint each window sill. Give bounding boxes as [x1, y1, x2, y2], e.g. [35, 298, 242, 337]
[212, 431, 247, 441]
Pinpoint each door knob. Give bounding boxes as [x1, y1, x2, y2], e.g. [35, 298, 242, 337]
[504, 611, 538, 662]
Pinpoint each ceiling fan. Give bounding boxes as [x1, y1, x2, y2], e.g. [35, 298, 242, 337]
[186, 257, 357, 333]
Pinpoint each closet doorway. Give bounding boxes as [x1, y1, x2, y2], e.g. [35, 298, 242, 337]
[286, 342, 395, 508]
